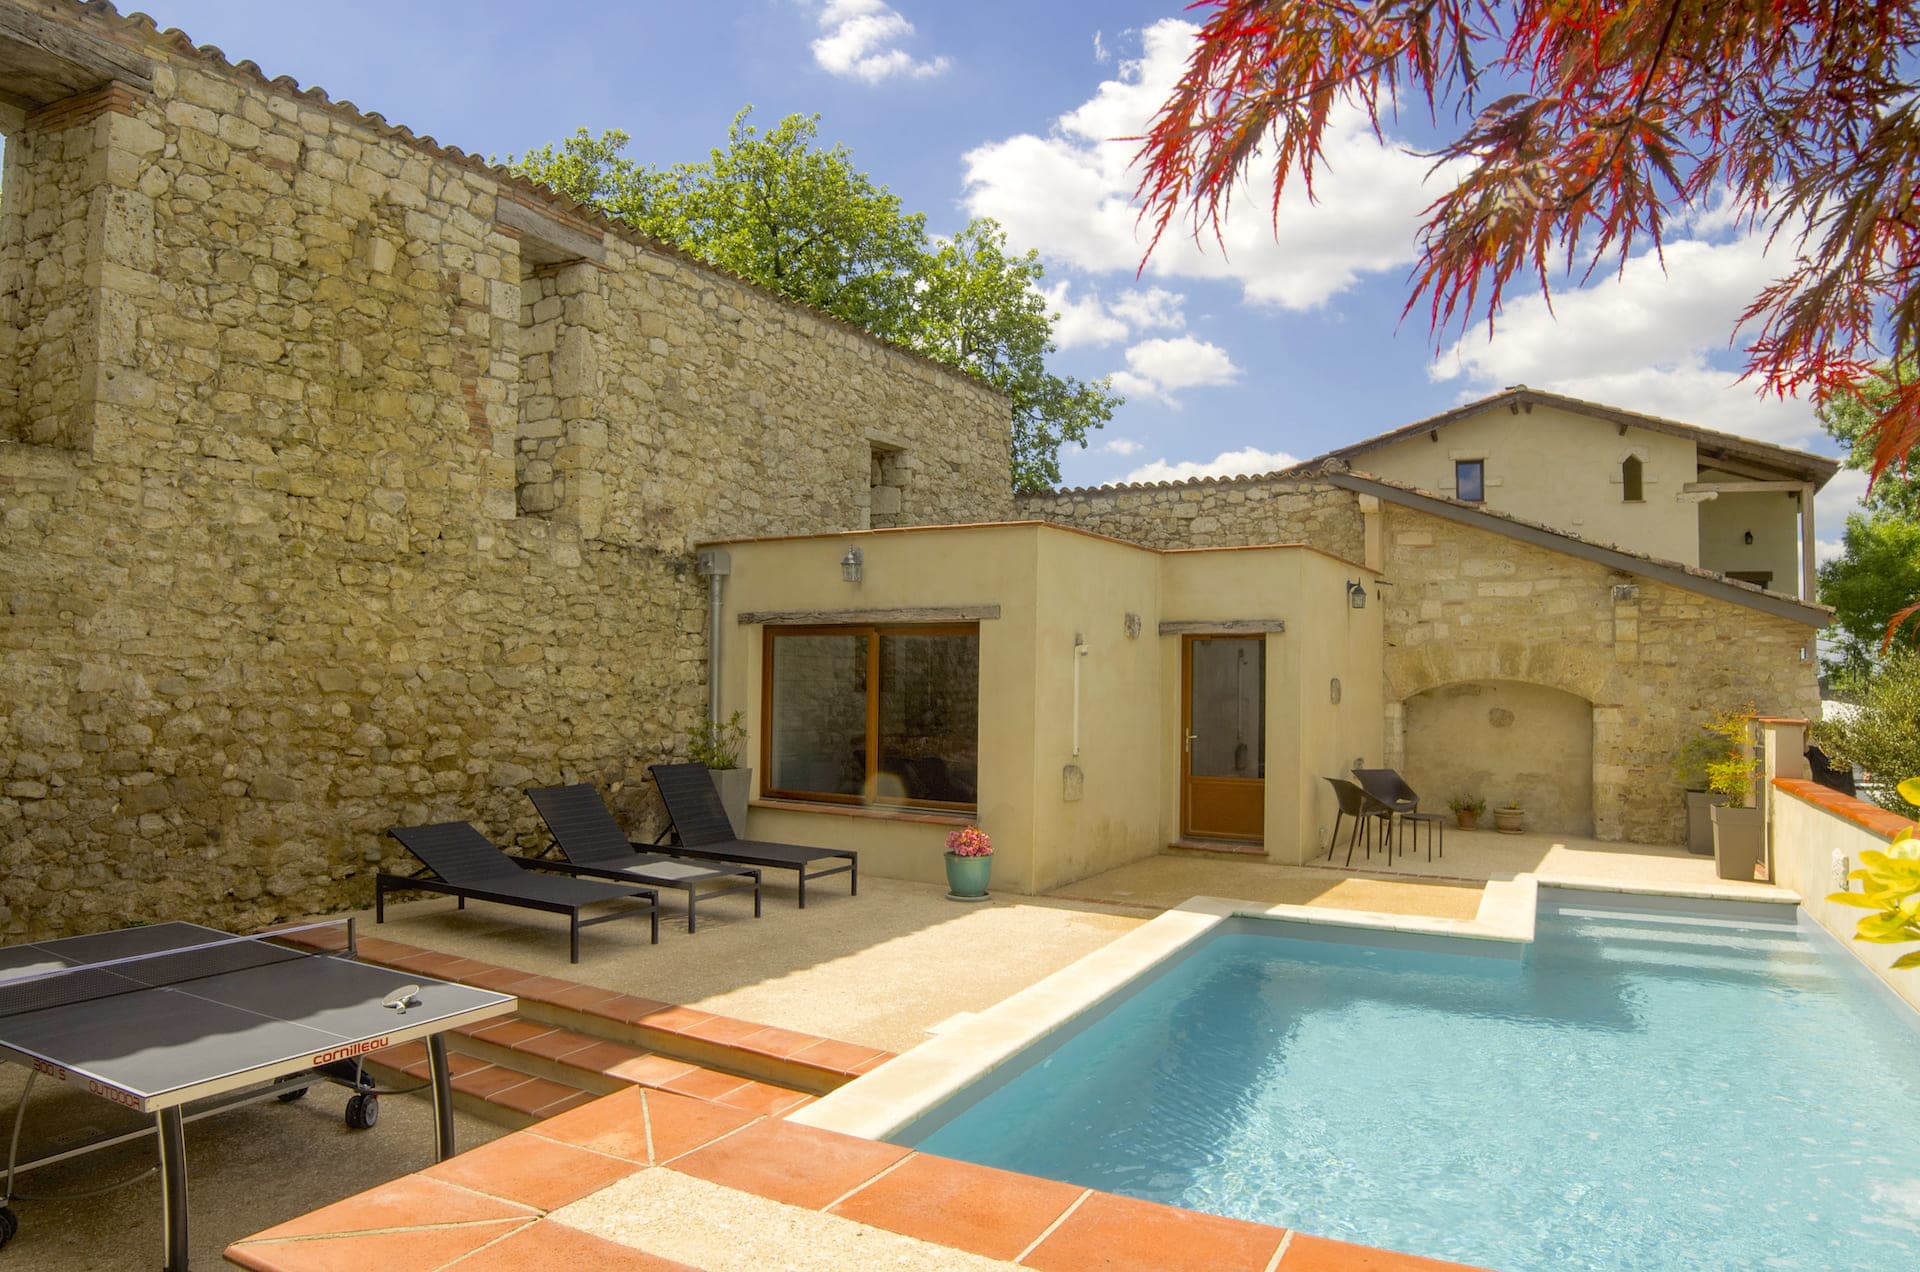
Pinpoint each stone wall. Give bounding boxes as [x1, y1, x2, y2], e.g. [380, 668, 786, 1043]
[1378, 504, 1821, 844]
[0, 17, 1011, 939]
[1016, 475, 1365, 559]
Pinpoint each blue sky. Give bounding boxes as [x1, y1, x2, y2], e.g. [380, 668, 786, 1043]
[140, 1, 1862, 544]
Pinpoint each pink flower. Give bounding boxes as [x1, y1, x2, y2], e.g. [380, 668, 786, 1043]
[946, 826, 993, 856]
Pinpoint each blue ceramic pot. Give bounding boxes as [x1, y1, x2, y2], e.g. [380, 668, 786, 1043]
[944, 851, 992, 899]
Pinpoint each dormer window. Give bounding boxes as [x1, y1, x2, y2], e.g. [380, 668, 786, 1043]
[1455, 459, 1485, 502]
[1621, 455, 1644, 502]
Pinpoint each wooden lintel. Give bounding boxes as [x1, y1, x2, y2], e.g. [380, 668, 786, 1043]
[0, 10, 154, 100]
[1683, 480, 1808, 494]
[1158, 619, 1287, 636]
[738, 605, 1001, 626]
[497, 195, 607, 265]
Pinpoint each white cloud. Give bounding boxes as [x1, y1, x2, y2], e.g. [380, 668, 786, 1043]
[1123, 445, 1301, 484]
[812, 1, 950, 83]
[962, 19, 1457, 310]
[1815, 466, 1869, 564]
[1430, 232, 1826, 448]
[1042, 281, 1186, 349]
[1093, 30, 1111, 64]
[1099, 437, 1142, 456]
[1113, 335, 1240, 404]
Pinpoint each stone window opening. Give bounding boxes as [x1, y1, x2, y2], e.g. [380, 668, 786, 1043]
[1454, 458, 1485, 503]
[514, 259, 561, 517]
[867, 441, 909, 529]
[1621, 454, 1644, 502]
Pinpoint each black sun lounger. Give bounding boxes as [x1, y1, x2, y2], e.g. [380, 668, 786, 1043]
[523, 784, 762, 933]
[648, 763, 857, 908]
[380, 822, 660, 962]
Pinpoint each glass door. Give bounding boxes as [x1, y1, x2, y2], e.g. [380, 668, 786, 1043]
[1181, 635, 1265, 842]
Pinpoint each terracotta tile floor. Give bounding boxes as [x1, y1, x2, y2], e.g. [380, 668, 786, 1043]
[228, 1087, 1488, 1272]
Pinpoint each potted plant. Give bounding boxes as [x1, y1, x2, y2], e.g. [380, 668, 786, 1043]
[1703, 709, 1765, 881]
[1448, 796, 1486, 830]
[688, 710, 751, 836]
[944, 825, 993, 901]
[1493, 801, 1525, 834]
[1672, 729, 1736, 856]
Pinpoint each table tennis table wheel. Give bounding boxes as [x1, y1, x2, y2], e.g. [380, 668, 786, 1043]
[274, 1077, 309, 1103]
[0, 1204, 17, 1248]
[344, 1093, 379, 1130]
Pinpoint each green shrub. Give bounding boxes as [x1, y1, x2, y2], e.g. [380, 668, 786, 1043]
[687, 710, 747, 770]
[1813, 653, 1920, 818]
[1694, 707, 1759, 807]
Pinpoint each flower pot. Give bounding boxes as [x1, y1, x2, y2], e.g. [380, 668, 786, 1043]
[1683, 789, 1727, 856]
[709, 767, 752, 837]
[1709, 803, 1766, 882]
[1494, 807, 1525, 834]
[1454, 811, 1478, 831]
[944, 851, 992, 901]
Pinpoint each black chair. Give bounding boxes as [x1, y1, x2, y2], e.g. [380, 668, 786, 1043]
[1806, 745, 1856, 797]
[1325, 777, 1394, 867]
[524, 784, 762, 933]
[1351, 768, 1445, 862]
[648, 764, 857, 908]
[382, 822, 659, 962]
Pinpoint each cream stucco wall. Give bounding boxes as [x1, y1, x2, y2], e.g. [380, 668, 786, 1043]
[708, 524, 1386, 892]
[1771, 785, 1920, 1015]
[1358, 404, 1701, 564]
[1695, 474, 1805, 596]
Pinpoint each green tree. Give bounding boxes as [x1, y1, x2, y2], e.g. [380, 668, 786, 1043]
[509, 115, 1117, 489]
[1819, 366, 1920, 520]
[1812, 652, 1920, 820]
[1818, 513, 1920, 677]
[913, 221, 1121, 490]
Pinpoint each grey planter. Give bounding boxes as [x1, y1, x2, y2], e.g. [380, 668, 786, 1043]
[1709, 803, 1765, 882]
[1683, 789, 1727, 856]
[710, 767, 752, 837]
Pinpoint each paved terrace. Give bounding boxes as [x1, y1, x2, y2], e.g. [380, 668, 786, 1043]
[7, 838, 1776, 1270]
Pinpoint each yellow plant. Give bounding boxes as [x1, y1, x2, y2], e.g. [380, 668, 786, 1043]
[1828, 777, 1920, 971]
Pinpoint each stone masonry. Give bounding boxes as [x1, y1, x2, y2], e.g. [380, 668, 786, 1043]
[0, 5, 1010, 938]
[1019, 474, 1365, 558]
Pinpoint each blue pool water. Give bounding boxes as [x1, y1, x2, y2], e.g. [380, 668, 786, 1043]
[904, 895, 1920, 1271]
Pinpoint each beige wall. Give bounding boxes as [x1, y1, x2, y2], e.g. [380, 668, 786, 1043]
[1696, 476, 1804, 596]
[1357, 403, 1702, 565]
[1770, 784, 1920, 1015]
[1403, 680, 1595, 834]
[712, 525, 1387, 889]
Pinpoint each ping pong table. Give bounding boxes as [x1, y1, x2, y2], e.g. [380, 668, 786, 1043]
[0, 920, 515, 1271]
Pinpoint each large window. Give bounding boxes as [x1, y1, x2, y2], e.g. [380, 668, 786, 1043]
[763, 625, 979, 810]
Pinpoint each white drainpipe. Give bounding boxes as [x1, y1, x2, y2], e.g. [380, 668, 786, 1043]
[696, 550, 731, 724]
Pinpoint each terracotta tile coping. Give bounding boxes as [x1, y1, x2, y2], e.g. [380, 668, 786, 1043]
[226, 1087, 1483, 1272]
[1775, 777, 1917, 842]
[284, 931, 893, 1082]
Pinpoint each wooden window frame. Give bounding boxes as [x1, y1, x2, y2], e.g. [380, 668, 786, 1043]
[761, 622, 979, 813]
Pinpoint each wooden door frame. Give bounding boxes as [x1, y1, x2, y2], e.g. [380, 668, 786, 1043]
[1179, 633, 1266, 843]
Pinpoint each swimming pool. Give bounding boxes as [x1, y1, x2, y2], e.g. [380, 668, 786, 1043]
[897, 892, 1920, 1271]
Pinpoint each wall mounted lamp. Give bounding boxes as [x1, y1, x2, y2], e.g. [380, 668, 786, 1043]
[1345, 579, 1367, 609]
[1743, 530, 1754, 545]
[840, 547, 863, 584]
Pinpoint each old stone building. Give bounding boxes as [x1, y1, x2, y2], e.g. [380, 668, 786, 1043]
[0, 2, 1010, 937]
[0, 4, 1829, 939]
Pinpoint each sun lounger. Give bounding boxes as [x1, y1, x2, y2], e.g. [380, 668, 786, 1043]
[380, 822, 660, 962]
[523, 784, 762, 933]
[647, 763, 857, 908]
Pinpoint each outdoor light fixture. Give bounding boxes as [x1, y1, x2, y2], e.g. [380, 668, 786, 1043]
[1346, 579, 1367, 609]
[840, 547, 863, 584]
[1743, 530, 1754, 545]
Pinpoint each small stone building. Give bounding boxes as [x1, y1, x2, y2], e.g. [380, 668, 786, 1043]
[0, 3, 1828, 938]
